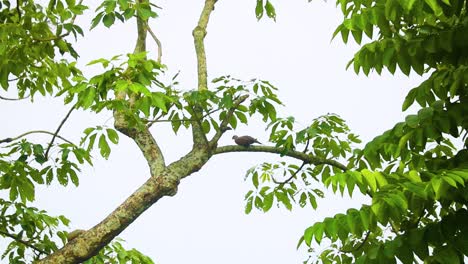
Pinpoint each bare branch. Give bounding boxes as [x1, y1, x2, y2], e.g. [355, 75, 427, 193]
[145, 108, 221, 127]
[16, 0, 21, 20]
[214, 145, 348, 171]
[0, 230, 48, 255]
[145, 22, 162, 63]
[0, 130, 75, 145]
[45, 104, 76, 159]
[0, 94, 29, 101]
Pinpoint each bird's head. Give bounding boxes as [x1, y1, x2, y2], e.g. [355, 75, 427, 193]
[232, 135, 238, 140]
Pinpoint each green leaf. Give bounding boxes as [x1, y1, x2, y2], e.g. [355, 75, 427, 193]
[252, 172, 259, 188]
[98, 134, 111, 159]
[362, 169, 377, 192]
[424, 0, 443, 16]
[102, 13, 115, 28]
[434, 247, 460, 264]
[235, 111, 248, 124]
[407, 170, 422, 182]
[275, 191, 292, 210]
[255, 0, 264, 20]
[81, 87, 96, 109]
[398, 0, 417, 12]
[106, 129, 119, 144]
[152, 93, 168, 112]
[308, 192, 317, 209]
[263, 192, 274, 212]
[264, 1, 276, 21]
[405, 115, 419, 128]
[314, 223, 325, 243]
[245, 197, 253, 214]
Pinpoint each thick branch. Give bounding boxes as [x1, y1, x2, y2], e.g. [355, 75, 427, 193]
[193, 0, 217, 91]
[113, 13, 165, 176]
[37, 145, 212, 264]
[0, 230, 48, 255]
[36, 169, 179, 264]
[37, 2, 220, 263]
[214, 145, 348, 171]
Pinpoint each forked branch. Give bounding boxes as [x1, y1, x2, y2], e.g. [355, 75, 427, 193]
[209, 94, 249, 147]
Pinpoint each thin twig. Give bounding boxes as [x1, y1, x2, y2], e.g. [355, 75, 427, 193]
[145, 22, 162, 63]
[272, 139, 311, 184]
[0, 230, 48, 255]
[0, 130, 75, 145]
[272, 161, 307, 185]
[44, 104, 76, 159]
[0, 94, 29, 101]
[16, 0, 21, 20]
[145, 108, 221, 127]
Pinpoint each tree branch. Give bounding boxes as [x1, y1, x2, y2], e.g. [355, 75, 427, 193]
[272, 161, 307, 185]
[272, 139, 311, 184]
[144, 22, 162, 63]
[16, 0, 21, 20]
[145, 108, 221, 126]
[0, 130, 75, 145]
[189, 0, 218, 146]
[193, 0, 217, 91]
[214, 145, 348, 171]
[209, 94, 249, 147]
[0, 230, 48, 255]
[44, 104, 76, 159]
[37, 145, 212, 263]
[113, 7, 165, 176]
[0, 94, 29, 101]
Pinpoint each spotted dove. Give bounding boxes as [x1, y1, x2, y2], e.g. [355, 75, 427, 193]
[232, 135, 261, 147]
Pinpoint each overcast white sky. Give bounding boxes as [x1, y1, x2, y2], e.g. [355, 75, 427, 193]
[1, 0, 424, 263]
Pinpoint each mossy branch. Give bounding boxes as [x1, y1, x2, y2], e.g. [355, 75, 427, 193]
[193, 0, 217, 91]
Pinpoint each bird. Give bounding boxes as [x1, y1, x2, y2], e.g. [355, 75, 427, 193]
[232, 135, 261, 147]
